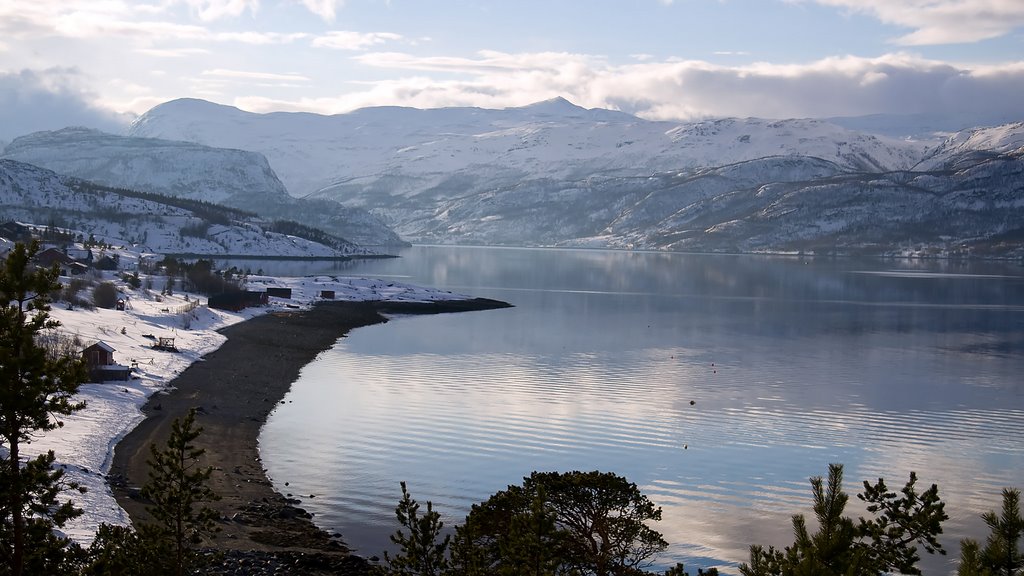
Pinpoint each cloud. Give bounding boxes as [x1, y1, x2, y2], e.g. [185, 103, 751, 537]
[182, 0, 259, 22]
[232, 51, 1024, 126]
[353, 50, 609, 76]
[0, 1, 299, 44]
[805, 0, 1024, 45]
[0, 68, 133, 142]
[0, 1, 209, 40]
[136, 47, 212, 58]
[202, 68, 312, 82]
[216, 31, 309, 44]
[298, 0, 345, 22]
[608, 53, 1024, 121]
[312, 31, 403, 51]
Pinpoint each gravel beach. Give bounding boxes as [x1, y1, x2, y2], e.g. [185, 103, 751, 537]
[108, 298, 509, 574]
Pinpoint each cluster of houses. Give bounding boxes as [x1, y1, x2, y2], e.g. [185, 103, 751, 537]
[1, 221, 322, 382]
[0, 220, 136, 275]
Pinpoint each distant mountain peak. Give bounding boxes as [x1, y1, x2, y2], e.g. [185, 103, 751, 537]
[515, 96, 587, 116]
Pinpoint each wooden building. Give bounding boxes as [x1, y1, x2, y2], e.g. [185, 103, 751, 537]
[266, 287, 292, 299]
[209, 290, 269, 312]
[82, 341, 131, 382]
[0, 221, 33, 243]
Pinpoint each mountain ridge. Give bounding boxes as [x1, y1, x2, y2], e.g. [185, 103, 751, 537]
[11, 97, 1023, 257]
[1, 128, 406, 247]
[0, 158, 369, 257]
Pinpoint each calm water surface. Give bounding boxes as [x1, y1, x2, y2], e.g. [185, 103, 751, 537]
[256, 246, 1024, 574]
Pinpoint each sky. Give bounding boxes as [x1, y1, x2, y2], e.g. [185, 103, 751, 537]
[1, 0, 1023, 142]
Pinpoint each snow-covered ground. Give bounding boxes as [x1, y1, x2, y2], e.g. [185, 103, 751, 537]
[28, 271, 475, 545]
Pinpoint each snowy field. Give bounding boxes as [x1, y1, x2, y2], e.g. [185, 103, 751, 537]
[28, 272, 473, 544]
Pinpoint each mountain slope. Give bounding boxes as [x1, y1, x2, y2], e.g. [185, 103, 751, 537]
[1, 128, 406, 246]
[129, 98, 925, 199]
[915, 122, 1024, 170]
[0, 159, 364, 257]
[126, 98, 1022, 256]
[3, 127, 287, 206]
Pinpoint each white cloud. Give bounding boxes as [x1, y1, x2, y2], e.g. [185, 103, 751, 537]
[216, 31, 309, 44]
[353, 50, 609, 76]
[182, 0, 259, 22]
[806, 0, 1024, 45]
[0, 1, 207, 40]
[201, 68, 311, 82]
[0, 1, 298, 45]
[234, 51, 1024, 125]
[136, 47, 212, 58]
[0, 68, 133, 141]
[312, 31, 403, 51]
[297, 0, 345, 22]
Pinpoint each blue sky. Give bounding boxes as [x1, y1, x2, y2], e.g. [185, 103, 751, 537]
[0, 0, 1022, 141]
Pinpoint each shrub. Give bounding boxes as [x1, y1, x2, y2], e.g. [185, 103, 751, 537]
[92, 281, 120, 309]
[62, 278, 95, 310]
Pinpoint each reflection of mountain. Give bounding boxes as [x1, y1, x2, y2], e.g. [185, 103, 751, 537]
[251, 245, 1024, 352]
[257, 245, 1022, 576]
[123, 98, 1023, 257]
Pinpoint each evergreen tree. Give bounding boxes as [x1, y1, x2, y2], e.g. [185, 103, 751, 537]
[857, 471, 947, 573]
[0, 241, 88, 576]
[378, 481, 450, 576]
[81, 523, 151, 576]
[451, 470, 668, 576]
[141, 407, 220, 576]
[739, 464, 946, 576]
[959, 488, 1024, 576]
[958, 539, 991, 576]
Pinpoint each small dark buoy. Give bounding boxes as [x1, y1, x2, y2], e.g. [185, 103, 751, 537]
[284, 481, 289, 486]
[689, 400, 695, 405]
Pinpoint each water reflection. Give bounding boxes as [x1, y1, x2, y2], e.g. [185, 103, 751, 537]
[259, 247, 1024, 574]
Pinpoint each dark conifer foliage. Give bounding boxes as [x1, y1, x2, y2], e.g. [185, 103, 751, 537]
[141, 408, 221, 576]
[0, 241, 89, 576]
[740, 464, 947, 576]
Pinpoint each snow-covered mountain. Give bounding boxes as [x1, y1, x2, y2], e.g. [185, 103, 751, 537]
[0, 159, 366, 257]
[1, 129, 405, 247]
[915, 122, 1024, 170]
[129, 97, 924, 197]
[3, 127, 287, 205]
[115, 98, 1022, 256]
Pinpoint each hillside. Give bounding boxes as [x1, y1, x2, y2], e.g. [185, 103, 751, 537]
[0, 159, 366, 257]
[1, 128, 406, 247]
[129, 98, 925, 201]
[123, 98, 1024, 257]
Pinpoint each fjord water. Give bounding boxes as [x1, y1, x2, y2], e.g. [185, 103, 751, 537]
[258, 246, 1024, 574]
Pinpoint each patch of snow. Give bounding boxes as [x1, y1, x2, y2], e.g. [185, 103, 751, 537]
[26, 263, 477, 545]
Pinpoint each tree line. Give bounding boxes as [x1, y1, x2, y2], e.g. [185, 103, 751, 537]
[0, 241, 1021, 575]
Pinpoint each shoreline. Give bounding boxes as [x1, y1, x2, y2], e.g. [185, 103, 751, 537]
[107, 298, 510, 572]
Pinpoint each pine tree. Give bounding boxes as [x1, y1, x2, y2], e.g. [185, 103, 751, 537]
[0, 241, 88, 576]
[450, 470, 668, 576]
[141, 407, 220, 576]
[740, 464, 947, 576]
[959, 488, 1024, 576]
[378, 481, 450, 576]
